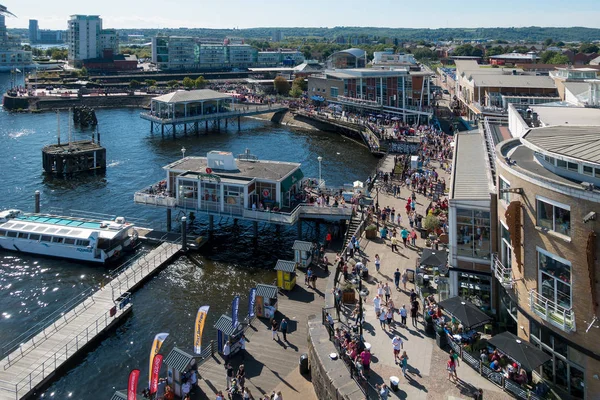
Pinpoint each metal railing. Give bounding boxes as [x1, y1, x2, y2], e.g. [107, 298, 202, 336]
[491, 254, 514, 289]
[529, 289, 575, 332]
[5, 298, 132, 400]
[1, 285, 98, 363]
[442, 331, 544, 399]
[140, 104, 287, 124]
[134, 191, 177, 207]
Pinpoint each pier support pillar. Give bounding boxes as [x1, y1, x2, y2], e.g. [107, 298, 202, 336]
[166, 209, 172, 232]
[184, 124, 187, 135]
[297, 220, 302, 240]
[181, 217, 187, 252]
[161, 124, 164, 136]
[238, 116, 241, 131]
[315, 222, 320, 243]
[205, 120, 208, 133]
[218, 119, 221, 132]
[208, 215, 214, 232]
[233, 218, 238, 226]
[225, 119, 228, 128]
[194, 121, 198, 134]
[34, 190, 40, 213]
[150, 121, 153, 133]
[253, 221, 258, 238]
[275, 224, 281, 234]
[172, 124, 176, 137]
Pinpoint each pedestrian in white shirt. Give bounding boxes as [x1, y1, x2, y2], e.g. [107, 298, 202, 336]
[391, 336, 403, 363]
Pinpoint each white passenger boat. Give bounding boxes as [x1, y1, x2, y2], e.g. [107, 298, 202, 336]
[0, 210, 138, 263]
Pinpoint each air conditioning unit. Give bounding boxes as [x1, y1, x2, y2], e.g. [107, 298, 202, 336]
[581, 182, 595, 191]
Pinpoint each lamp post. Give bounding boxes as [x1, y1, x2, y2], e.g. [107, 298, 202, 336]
[358, 275, 364, 338]
[181, 146, 186, 159]
[317, 156, 323, 187]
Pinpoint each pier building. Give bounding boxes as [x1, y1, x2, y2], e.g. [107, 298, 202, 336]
[134, 150, 353, 230]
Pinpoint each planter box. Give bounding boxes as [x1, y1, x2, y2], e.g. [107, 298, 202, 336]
[342, 290, 356, 304]
[365, 229, 377, 239]
[436, 331, 447, 349]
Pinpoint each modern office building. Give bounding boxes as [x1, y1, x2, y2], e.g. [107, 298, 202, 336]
[99, 28, 118, 58]
[0, 8, 33, 71]
[67, 15, 118, 67]
[28, 19, 38, 43]
[307, 67, 433, 123]
[227, 44, 257, 68]
[326, 48, 367, 69]
[198, 44, 227, 69]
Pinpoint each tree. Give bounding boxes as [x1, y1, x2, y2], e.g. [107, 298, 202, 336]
[547, 54, 570, 64]
[486, 46, 505, 57]
[194, 76, 207, 88]
[49, 48, 68, 60]
[412, 48, 437, 60]
[289, 86, 303, 98]
[543, 38, 554, 47]
[423, 214, 441, 233]
[129, 80, 141, 88]
[144, 79, 157, 87]
[79, 67, 88, 77]
[182, 76, 194, 89]
[273, 76, 290, 95]
[167, 80, 179, 88]
[292, 76, 307, 91]
[579, 43, 599, 54]
[452, 44, 483, 57]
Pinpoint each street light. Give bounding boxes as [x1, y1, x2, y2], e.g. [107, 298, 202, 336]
[317, 156, 323, 187]
[181, 146, 186, 158]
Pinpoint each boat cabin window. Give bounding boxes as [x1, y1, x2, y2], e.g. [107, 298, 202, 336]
[64, 238, 76, 245]
[29, 234, 40, 241]
[7, 231, 17, 238]
[40, 235, 52, 242]
[17, 232, 28, 239]
[0, 230, 5, 237]
[52, 237, 64, 244]
[76, 239, 90, 247]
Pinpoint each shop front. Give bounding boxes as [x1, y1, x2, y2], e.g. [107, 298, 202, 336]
[450, 269, 493, 313]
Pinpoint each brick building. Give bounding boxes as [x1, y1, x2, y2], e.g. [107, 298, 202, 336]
[494, 125, 600, 399]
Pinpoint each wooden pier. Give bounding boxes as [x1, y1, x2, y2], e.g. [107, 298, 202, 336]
[0, 242, 181, 400]
[195, 266, 328, 399]
[42, 140, 106, 175]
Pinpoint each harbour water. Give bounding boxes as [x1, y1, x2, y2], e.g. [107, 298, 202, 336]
[0, 74, 378, 398]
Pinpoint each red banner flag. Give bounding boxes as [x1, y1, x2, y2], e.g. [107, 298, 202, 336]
[128, 369, 140, 400]
[149, 354, 163, 394]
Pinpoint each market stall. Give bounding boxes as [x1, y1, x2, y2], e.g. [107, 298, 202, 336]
[292, 241, 313, 268]
[275, 259, 297, 291]
[164, 347, 197, 398]
[215, 314, 246, 357]
[255, 284, 278, 319]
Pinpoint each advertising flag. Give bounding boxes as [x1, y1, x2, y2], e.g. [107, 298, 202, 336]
[127, 369, 140, 400]
[149, 354, 163, 394]
[148, 333, 169, 388]
[232, 295, 240, 328]
[194, 305, 210, 354]
[248, 288, 257, 318]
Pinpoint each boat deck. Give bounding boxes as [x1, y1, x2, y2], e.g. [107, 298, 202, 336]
[15, 215, 103, 229]
[0, 242, 181, 400]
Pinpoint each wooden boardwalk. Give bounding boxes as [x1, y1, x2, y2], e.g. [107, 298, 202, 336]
[195, 266, 329, 399]
[0, 242, 181, 400]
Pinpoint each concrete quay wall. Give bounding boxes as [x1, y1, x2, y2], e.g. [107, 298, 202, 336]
[2, 94, 153, 112]
[307, 315, 365, 400]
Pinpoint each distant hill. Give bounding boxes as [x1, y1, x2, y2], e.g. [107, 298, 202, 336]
[9, 26, 600, 42]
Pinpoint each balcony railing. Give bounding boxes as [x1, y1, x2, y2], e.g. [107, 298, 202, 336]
[134, 192, 177, 207]
[491, 254, 513, 289]
[529, 289, 576, 332]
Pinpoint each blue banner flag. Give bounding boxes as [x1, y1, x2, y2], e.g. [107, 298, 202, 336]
[248, 288, 257, 318]
[232, 295, 240, 328]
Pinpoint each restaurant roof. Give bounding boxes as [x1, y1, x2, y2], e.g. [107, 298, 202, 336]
[530, 105, 600, 126]
[450, 131, 493, 201]
[166, 156, 300, 182]
[522, 125, 600, 164]
[151, 89, 232, 104]
[469, 74, 555, 89]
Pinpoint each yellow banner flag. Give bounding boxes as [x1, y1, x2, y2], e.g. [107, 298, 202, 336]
[194, 306, 210, 354]
[148, 333, 169, 388]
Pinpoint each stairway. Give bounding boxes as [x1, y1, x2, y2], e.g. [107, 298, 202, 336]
[343, 212, 364, 249]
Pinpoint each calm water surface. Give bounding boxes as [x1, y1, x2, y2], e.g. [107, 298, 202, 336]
[0, 74, 378, 398]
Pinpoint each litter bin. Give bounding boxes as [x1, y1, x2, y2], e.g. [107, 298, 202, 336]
[299, 353, 309, 375]
[361, 268, 369, 280]
[390, 376, 400, 392]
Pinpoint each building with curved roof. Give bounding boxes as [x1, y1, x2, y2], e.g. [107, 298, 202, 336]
[326, 48, 366, 69]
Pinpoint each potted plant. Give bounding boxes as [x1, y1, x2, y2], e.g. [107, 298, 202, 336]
[424, 313, 435, 336]
[341, 281, 356, 304]
[435, 325, 448, 349]
[365, 224, 378, 239]
[423, 214, 441, 234]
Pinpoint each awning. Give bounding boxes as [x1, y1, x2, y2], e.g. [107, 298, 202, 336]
[419, 249, 448, 267]
[488, 332, 552, 371]
[256, 284, 278, 299]
[438, 296, 492, 330]
[281, 169, 304, 193]
[214, 314, 243, 336]
[311, 95, 325, 102]
[292, 240, 313, 252]
[275, 260, 296, 273]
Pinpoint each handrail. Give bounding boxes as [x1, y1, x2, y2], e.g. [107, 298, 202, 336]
[491, 254, 513, 289]
[13, 299, 132, 397]
[529, 289, 575, 332]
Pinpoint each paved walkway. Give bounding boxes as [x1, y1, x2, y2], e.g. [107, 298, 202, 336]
[340, 154, 507, 400]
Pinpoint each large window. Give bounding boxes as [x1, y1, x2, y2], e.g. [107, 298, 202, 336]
[455, 208, 491, 259]
[538, 248, 571, 310]
[536, 197, 570, 237]
[499, 176, 510, 204]
[458, 272, 492, 311]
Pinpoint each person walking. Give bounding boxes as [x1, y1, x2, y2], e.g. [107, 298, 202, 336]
[386, 306, 394, 329]
[410, 229, 417, 247]
[374, 254, 381, 273]
[225, 363, 234, 390]
[280, 318, 288, 341]
[271, 319, 280, 341]
[401, 227, 409, 247]
[394, 268, 401, 290]
[390, 234, 398, 252]
[410, 300, 419, 328]
[239, 335, 247, 360]
[447, 354, 457, 383]
[383, 283, 391, 305]
[360, 348, 371, 376]
[399, 305, 407, 326]
[379, 307, 387, 331]
[223, 339, 231, 363]
[401, 269, 408, 291]
[400, 351, 409, 378]
[376, 383, 390, 400]
[450, 349, 460, 380]
[391, 335, 403, 363]
[236, 364, 246, 391]
[373, 294, 382, 317]
[377, 283, 384, 299]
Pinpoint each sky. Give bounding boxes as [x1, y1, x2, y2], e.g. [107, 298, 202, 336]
[3, 0, 600, 30]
